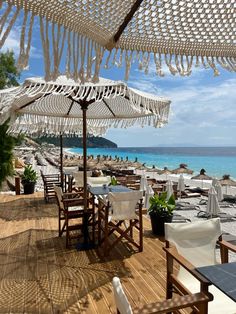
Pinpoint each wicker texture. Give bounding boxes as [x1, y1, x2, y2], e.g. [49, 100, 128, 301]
[0, 0, 235, 80]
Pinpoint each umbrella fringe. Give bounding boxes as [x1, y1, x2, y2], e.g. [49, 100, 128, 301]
[6, 113, 168, 137]
[1, 2, 236, 82]
[0, 77, 170, 129]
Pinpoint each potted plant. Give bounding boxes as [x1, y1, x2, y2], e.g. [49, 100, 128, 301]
[148, 191, 175, 236]
[21, 165, 38, 194]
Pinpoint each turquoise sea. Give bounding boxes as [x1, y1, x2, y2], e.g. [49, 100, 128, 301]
[68, 147, 236, 179]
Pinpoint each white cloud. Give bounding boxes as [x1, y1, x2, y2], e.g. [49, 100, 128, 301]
[2, 27, 42, 59]
[114, 68, 236, 146]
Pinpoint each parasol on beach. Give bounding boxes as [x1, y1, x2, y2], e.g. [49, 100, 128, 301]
[212, 178, 218, 188]
[206, 186, 221, 218]
[172, 164, 193, 175]
[0, 75, 171, 250]
[145, 185, 154, 209]
[177, 174, 185, 198]
[191, 169, 212, 188]
[192, 169, 213, 181]
[1, 1, 235, 81]
[214, 182, 223, 202]
[166, 180, 174, 200]
[140, 175, 148, 193]
[158, 167, 173, 180]
[219, 174, 236, 195]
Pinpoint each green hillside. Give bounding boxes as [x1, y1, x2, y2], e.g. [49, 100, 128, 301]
[34, 136, 117, 148]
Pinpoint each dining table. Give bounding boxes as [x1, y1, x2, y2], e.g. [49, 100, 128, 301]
[88, 185, 131, 196]
[196, 262, 236, 302]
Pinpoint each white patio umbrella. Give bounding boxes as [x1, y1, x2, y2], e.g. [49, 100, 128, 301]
[1, 1, 235, 81]
[166, 180, 174, 200]
[145, 185, 154, 209]
[207, 186, 221, 217]
[212, 178, 218, 188]
[0, 75, 171, 249]
[215, 182, 224, 202]
[177, 174, 185, 198]
[140, 175, 148, 193]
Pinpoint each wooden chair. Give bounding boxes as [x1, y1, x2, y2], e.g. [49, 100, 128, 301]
[54, 186, 95, 248]
[70, 171, 92, 192]
[164, 218, 236, 313]
[41, 171, 61, 203]
[112, 277, 212, 314]
[98, 191, 143, 256]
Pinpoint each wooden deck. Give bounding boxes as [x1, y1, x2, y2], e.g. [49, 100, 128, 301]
[0, 192, 184, 313]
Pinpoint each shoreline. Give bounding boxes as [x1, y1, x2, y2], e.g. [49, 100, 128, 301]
[4, 143, 235, 198]
[67, 146, 236, 179]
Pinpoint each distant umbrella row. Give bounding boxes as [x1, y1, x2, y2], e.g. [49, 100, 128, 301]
[150, 165, 236, 186]
[63, 155, 236, 187]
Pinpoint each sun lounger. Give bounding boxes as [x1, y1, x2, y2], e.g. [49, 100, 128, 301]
[221, 233, 236, 245]
[197, 210, 236, 221]
[175, 203, 200, 210]
[223, 195, 236, 204]
[172, 213, 191, 223]
[181, 191, 201, 198]
[186, 187, 209, 196]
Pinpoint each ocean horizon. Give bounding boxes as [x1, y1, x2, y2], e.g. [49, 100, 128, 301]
[68, 146, 236, 179]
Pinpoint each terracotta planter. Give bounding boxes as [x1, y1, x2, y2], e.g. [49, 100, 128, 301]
[149, 212, 173, 236]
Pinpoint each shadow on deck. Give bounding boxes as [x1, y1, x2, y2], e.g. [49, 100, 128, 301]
[0, 192, 171, 313]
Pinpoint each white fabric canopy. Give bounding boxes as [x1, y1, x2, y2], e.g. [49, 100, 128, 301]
[0, 76, 171, 136]
[177, 174, 185, 194]
[166, 180, 174, 200]
[207, 186, 221, 217]
[145, 185, 154, 209]
[0, 1, 235, 81]
[140, 175, 148, 192]
[215, 182, 224, 202]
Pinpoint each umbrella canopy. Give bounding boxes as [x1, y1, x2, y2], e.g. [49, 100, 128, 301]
[0, 75, 170, 249]
[207, 186, 221, 217]
[159, 167, 172, 175]
[215, 182, 223, 202]
[140, 175, 148, 192]
[145, 185, 154, 209]
[1, 1, 235, 81]
[177, 174, 185, 194]
[172, 164, 193, 175]
[191, 169, 212, 180]
[219, 175, 236, 187]
[212, 178, 218, 188]
[166, 180, 174, 200]
[0, 76, 170, 135]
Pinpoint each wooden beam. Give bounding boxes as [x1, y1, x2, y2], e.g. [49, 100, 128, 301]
[113, 0, 144, 43]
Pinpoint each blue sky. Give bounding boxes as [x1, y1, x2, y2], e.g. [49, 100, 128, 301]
[2, 20, 236, 147]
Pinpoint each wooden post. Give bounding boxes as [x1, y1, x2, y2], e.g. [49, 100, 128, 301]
[15, 177, 20, 195]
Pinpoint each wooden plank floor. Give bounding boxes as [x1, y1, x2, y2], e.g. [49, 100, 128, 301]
[0, 192, 187, 314]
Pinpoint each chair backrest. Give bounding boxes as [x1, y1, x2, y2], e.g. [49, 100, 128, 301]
[165, 218, 222, 267]
[54, 185, 64, 210]
[72, 171, 92, 187]
[108, 191, 143, 220]
[112, 277, 133, 314]
[87, 176, 111, 187]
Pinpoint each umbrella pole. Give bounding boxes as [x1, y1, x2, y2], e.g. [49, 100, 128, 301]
[60, 134, 64, 191]
[77, 100, 94, 250]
